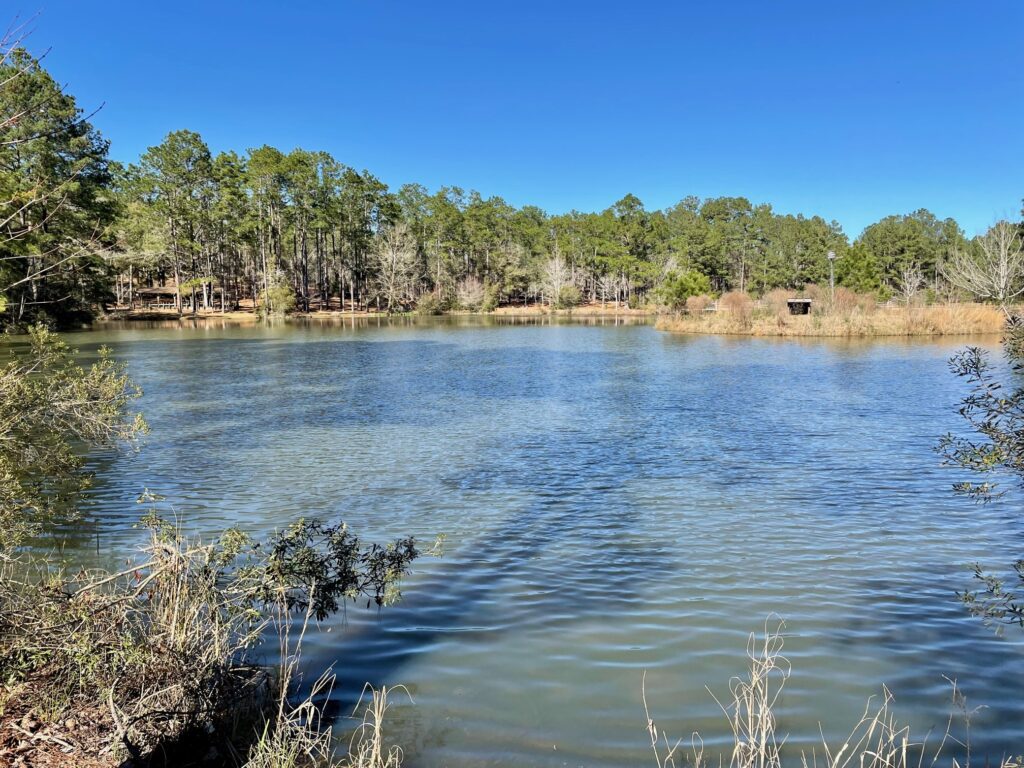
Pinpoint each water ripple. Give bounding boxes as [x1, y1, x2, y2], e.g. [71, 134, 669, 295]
[40, 320, 1024, 765]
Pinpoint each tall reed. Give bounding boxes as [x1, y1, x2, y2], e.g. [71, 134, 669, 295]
[643, 621, 1021, 768]
[656, 303, 1007, 337]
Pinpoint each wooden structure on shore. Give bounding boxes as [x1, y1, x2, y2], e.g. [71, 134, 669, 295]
[132, 285, 225, 312]
[786, 298, 812, 315]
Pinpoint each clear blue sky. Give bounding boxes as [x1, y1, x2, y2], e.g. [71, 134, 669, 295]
[20, 0, 1024, 237]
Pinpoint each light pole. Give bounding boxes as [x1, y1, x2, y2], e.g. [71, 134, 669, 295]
[827, 250, 836, 305]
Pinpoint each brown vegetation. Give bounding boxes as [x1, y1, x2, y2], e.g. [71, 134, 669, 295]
[685, 295, 713, 314]
[0, 517, 418, 767]
[657, 301, 1007, 338]
[718, 291, 755, 326]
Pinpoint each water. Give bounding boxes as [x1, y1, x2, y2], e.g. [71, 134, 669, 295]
[46, 317, 1024, 764]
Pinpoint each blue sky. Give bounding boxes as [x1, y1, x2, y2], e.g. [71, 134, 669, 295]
[20, 0, 1024, 237]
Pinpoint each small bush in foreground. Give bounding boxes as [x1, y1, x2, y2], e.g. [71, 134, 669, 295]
[0, 326, 147, 549]
[939, 320, 1024, 633]
[0, 516, 418, 766]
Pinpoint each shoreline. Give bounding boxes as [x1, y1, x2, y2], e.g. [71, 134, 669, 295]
[68, 302, 1011, 340]
[655, 303, 1008, 338]
[91, 303, 654, 324]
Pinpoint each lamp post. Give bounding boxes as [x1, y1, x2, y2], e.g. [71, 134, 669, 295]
[828, 250, 836, 304]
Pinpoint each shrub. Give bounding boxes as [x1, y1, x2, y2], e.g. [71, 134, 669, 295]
[556, 285, 583, 309]
[259, 280, 296, 317]
[858, 293, 879, 314]
[415, 293, 446, 315]
[456, 276, 486, 311]
[659, 270, 713, 311]
[762, 288, 792, 317]
[0, 516, 419, 764]
[719, 290, 753, 316]
[685, 294, 713, 314]
[802, 283, 825, 303]
[833, 286, 860, 313]
[0, 327, 147, 549]
[480, 284, 499, 313]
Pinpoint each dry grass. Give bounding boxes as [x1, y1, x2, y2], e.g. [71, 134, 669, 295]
[644, 621, 789, 768]
[832, 287, 874, 315]
[343, 686, 407, 768]
[719, 292, 755, 329]
[0, 515, 418, 767]
[762, 289, 793, 318]
[243, 672, 337, 768]
[0, 528, 273, 765]
[242, 679, 406, 768]
[657, 303, 1007, 338]
[644, 621, 1020, 768]
[687, 295, 714, 314]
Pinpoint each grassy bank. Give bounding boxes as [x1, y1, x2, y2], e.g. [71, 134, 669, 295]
[0, 518, 418, 767]
[656, 302, 1007, 338]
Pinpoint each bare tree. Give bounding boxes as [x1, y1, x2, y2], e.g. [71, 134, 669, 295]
[943, 220, 1024, 314]
[538, 246, 571, 307]
[596, 272, 619, 308]
[896, 261, 925, 304]
[370, 223, 418, 313]
[456, 275, 485, 311]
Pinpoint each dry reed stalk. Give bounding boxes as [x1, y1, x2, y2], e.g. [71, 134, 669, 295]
[242, 670, 338, 768]
[643, 621, 1021, 768]
[344, 685, 408, 768]
[656, 303, 1008, 338]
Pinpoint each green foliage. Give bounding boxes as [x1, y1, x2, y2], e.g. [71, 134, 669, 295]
[0, 33, 997, 322]
[260, 277, 296, 316]
[938, 340, 1024, 502]
[480, 284, 499, 313]
[959, 561, 1024, 630]
[659, 269, 713, 310]
[857, 210, 965, 295]
[940, 321, 1024, 630]
[0, 326, 147, 549]
[415, 293, 447, 315]
[263, 518, 419, 617]
[0, 47, 117, 328]
[179, 276, 215, 293]
[836, 242, 886, 297]
[556, 285, 583, 309]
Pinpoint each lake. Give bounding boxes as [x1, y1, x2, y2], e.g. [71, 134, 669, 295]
[53, 317, 1024, 766]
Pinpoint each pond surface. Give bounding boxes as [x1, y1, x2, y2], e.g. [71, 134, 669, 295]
[53, 317, 1024, 765]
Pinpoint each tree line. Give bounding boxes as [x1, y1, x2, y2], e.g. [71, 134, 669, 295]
[2, 43, 1022, 327]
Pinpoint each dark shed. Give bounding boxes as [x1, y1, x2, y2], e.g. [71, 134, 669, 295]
[787, 298, 812, 315]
